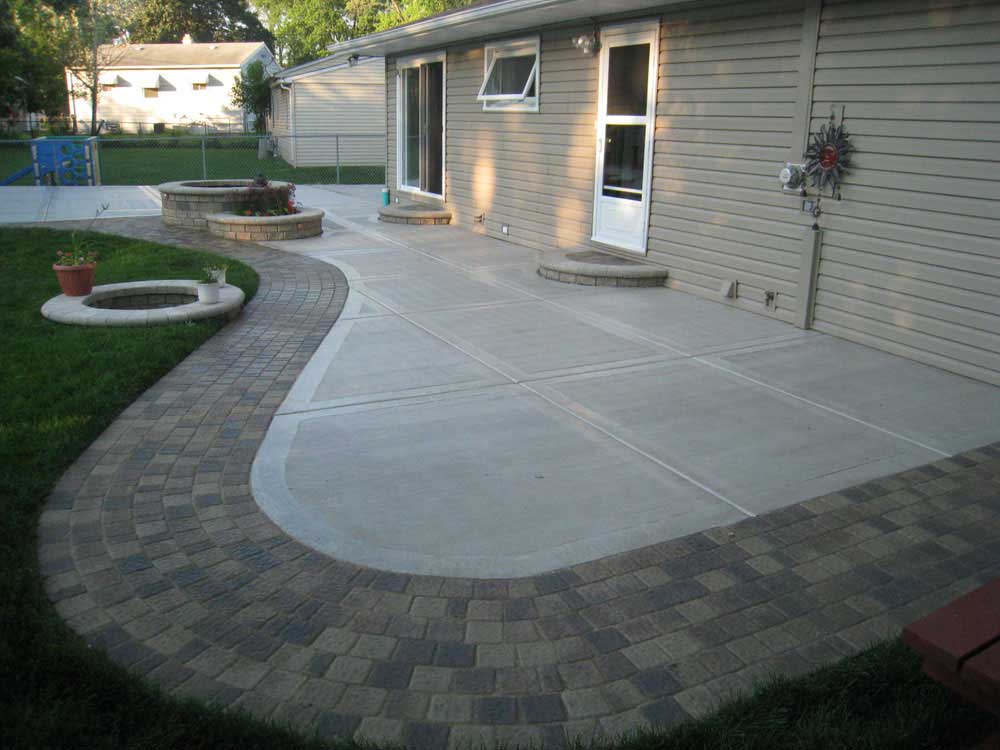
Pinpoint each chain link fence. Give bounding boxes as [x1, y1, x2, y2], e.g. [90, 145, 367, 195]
[0, 134, 386, 186]
[1, 117, 250, 137]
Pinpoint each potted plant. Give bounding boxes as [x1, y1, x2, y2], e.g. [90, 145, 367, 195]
[205, 263, 229, 286]
[52, 203, 108, 297]
[196, 270, 220, 305]
[53, 242, 99, 296]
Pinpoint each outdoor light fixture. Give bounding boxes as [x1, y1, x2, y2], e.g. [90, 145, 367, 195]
[572, 30, 599, 55]
[348, 54, 360, 66]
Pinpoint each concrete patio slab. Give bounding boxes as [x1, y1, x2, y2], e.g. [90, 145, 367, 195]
[250, 195, 1000, 580]
[706, 335, 1000, 456]
[261, 386, 743, 577]
[534, 359, 940, 515]
[357, 267, 530, 314]
[308, 315, 509, 408]
[553, 287, 814, 355]
[409, 301, 673, 381]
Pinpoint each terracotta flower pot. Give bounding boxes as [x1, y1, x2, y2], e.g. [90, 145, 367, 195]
[53, 263, 96, 296]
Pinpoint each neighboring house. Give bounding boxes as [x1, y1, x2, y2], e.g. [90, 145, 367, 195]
[269, 56, 386, 168]
[325, 0, 1000, 386]
[66, 36, 278, 132]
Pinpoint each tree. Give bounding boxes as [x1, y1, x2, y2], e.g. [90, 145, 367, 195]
[230, 59, 270, 133]
[62, 0, 128, 134]
[255, 0, 357, 67]
[126, 0, 273, 46]
[255, 0, 473, 67]
[374, 0, 472, 32]
[3, 0, 78, 117]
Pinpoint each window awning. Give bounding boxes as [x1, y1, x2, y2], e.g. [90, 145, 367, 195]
[129, 73, 162, 89]
[98, 72, 122, 86]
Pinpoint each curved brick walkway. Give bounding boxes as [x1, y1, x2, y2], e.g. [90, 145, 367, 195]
[39, 217, 1000, 749]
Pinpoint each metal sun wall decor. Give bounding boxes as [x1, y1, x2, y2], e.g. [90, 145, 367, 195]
[804, 106, 853, 196]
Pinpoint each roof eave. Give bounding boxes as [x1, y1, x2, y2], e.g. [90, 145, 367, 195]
[325, 0, 569, 56]
[325, 0, 687, 57]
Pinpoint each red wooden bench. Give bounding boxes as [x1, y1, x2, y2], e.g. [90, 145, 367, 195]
[903, 577, 1000, 744]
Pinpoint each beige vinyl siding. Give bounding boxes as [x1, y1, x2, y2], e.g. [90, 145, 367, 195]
[443, 31, 597, 248]
[650, 0, 813, 323]
[290, 58, 385, 167]
[811, 0, 1000, 385]
[388, 28, 599, 250]
[383, 0, 999, 383]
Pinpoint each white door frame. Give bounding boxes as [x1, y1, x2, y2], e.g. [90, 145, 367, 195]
[591, 19, 659, 254]
[396, 51, 447, 200]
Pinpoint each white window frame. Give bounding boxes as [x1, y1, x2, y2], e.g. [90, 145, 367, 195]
[478, 37, 539, 112]
[591, 19, 660, 255]
[395, 50, 447, 200]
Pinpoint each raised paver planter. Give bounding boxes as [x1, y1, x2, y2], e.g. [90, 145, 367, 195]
[206, 207, 324, 241]
[539, 249, 669, 287]
[378, 203, 452, 225]
[41, 279, 244, 326]
[159, 180, 292, 229]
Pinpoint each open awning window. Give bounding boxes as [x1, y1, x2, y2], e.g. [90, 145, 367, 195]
[477, 37, 539, 111]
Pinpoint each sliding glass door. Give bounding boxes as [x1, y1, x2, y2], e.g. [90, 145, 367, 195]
[399, 54, 444, 197]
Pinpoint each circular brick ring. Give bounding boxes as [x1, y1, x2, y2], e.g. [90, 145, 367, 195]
[206, 208, 324, 242]
[41, 280, 245, 327]
[159, 180, 293, 229]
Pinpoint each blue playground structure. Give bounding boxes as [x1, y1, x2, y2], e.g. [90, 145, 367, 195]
[0, 137, 102, 186]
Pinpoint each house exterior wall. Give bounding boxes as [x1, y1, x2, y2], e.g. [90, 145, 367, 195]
[68, 46, 276, 132]
[808, 0, 1000, 384]
[68, 66, 247, 131]
[385, 0, 1000, 385]
[291, 59, 386, 167]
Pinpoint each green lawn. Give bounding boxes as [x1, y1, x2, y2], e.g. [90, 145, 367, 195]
[0, 142, 33, 185]
[0, 140, 385, 186]
[1, 226, 995, 748]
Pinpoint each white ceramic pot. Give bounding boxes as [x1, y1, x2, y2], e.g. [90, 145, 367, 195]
[197, 281, 220, 304]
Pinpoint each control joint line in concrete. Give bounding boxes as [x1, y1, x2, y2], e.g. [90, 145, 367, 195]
[324, 211, 951, 460]
[332, 283, 754, 518]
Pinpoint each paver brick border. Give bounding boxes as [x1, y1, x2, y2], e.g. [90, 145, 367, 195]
[36, 216, 1000, 750]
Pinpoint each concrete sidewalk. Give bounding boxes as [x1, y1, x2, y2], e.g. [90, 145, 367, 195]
[0, 185, 162, 223]
[252, 185, 1000, 578]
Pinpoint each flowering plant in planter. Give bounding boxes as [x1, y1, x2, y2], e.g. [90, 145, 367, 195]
[241, 177, 299, 216]
[55, 245, 99, 267]
[52, 204, 108, 296]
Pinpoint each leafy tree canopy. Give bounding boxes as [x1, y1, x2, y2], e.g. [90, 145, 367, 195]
[230, 59, 270, 133]
[374, 0, 471, 33]
[256, 0, 473, 67]
[126, 0, 273, 46]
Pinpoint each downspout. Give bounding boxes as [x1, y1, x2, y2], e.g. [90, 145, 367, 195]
[289, 83, 297, 167]
[386, 61, 391, 193]
[279, 81, 294, 166]
[792, 0, 822, 330]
